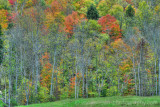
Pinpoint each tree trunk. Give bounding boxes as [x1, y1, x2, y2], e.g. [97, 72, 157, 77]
[138, 63, 141, 96]
[132, 52, 137, 96]
[75, 48, 77, 99]
[158, 57, 160, 95]
[50, 46, 57, 96]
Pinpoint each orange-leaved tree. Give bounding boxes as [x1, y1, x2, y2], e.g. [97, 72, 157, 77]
[40, 52, 52, 89]
[69, 73, 81, 98]
[45, 0, 64, 29]
[64, 11, 80, 38]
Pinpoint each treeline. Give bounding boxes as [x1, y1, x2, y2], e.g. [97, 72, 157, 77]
[0, 0, 160, 107]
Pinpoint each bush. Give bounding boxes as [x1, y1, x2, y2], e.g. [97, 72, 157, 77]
[38, 87, 50, 103]
[10, 98, 18, 106]
[88, 92, 99, 98]
[0, 100, 7, 107]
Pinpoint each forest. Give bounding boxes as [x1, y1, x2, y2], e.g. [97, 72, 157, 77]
[0, 0, 160, 107]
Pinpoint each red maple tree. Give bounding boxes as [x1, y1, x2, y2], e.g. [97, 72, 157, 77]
[98, 14, 122, 40]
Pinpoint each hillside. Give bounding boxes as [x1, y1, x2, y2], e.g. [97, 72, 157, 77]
[0, 0, 160, 107]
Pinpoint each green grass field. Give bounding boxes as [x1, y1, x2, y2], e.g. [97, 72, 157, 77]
[16, 96, 160, 107]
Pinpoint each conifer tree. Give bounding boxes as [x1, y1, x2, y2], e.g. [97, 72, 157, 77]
[126, 5, 135, 17]
[87, 4, 99, 20]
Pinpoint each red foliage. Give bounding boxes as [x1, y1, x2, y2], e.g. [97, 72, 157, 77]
[98, 14, 122, 40]
[40, 52, 52, 88]
[64, 11, 79, 37]
[8, 0, 16, 5]
[7, 12, 17, 23]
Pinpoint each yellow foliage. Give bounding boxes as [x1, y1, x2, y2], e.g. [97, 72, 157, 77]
[155, 4, 160, 14]
[26, 0, 33, 7]
[0, 9, 8, 29]
[45, 12, 54, 28]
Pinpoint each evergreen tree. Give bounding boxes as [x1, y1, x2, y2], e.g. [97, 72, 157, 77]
[126, 5, 135, 17]
[0, 25, 3, 64]
[87, 4, 99, 20]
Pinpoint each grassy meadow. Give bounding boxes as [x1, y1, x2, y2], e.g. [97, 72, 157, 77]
[17, 96, 160, 107]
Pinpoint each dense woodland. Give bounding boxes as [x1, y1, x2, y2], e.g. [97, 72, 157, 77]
[0, 0, 160, 106]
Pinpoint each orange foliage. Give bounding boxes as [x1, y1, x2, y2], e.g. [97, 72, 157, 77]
[124, 74, 134, 95]
[0, 9, 8, 29]
[111, 38, 131, 53]
[69, 73, 81, 97]
[40, 52, 52, 88]
[147, 69, 151, 73]
[64, 11, 80, 37]
[44, 0, 64, 29]
[50, 0, 62, 14]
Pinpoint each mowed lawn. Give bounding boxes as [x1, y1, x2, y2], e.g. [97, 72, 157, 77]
[17, 96, 160, 107]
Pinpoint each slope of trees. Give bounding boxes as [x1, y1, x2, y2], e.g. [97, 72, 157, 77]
[0, 0, 160, 107]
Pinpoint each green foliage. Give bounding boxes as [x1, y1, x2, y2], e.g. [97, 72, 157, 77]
[38, 87, 50, 103]
[98, 33, 110, 44]
[88, 92, 99, 98]
[106, 86, 118, 96]
[87, 4, 99, 20]
[18, 96, 160, 107]
[135, 1, 153, 29]
[155, 3, 160, 14]
[0, 0, 10, 10]
[100, 84, 107, 97]
[97, 0, 110, 16]
[86, 20, 101, 31]
[10, 98, 18, 106]
[126, 5, 135, 17]
[0, 25, 3, 64]
[84, 20, 101, 36]
[109, 5, 124, 20]
[1, 0, 160, 106]
[0, 100, 7, 107]
[7, 23, 13, 29]
[40, 0, 46, 7]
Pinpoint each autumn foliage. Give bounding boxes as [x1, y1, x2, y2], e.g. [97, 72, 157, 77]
[69, 73, 81, 97]
[98, 14, 122, 40]
[0, 9, 8, 29]
[124, 0, 133, 4]
[40, 52, 52, 88]
[64, 11, 80, 37]
[8, 0, 16, 5]
[44, 0, 64, 28]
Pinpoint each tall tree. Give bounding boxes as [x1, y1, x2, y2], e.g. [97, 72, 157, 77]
[87, 4, 99, 20]
[0, 25, 3, 64]
[126, 5, 135, 17]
